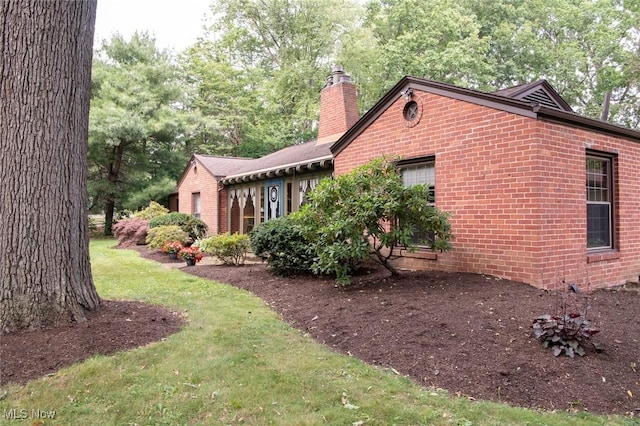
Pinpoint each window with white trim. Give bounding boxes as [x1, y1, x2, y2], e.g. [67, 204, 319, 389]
[586, 152, 615, 250]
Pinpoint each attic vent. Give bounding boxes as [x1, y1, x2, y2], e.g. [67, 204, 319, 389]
[522, 89, 563, 110]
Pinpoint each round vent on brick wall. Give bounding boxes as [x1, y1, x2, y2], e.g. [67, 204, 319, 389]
[402, 99, 422, 128]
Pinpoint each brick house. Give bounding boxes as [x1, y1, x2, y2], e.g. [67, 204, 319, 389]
[175, 155, 254, 234]
[331, 77, 640, 290]
[176, 66, 358, 234]
[176, 68, 640, 290]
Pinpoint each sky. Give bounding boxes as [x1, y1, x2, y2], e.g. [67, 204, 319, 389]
[94, 0, 212, 53]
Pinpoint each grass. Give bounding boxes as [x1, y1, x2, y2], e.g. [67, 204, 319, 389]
[0, 239, 635, 425]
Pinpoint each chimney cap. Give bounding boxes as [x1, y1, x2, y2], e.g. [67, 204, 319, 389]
[325, 64, 351, 87]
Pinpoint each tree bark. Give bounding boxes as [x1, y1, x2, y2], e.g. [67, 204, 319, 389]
[102, 142, 127, 236]
[0, 0, 101, 333]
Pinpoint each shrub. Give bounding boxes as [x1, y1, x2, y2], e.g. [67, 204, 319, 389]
[112, 218, 149, 247]
[198, 233, 250, 266]
[149, 212, 208, 241]
[249, 215, 316, 276]
[146, 225, 189, 250]
[135, 201, 169, 220]
[532, 281, 600, 358]
[298, 158, 453, 285]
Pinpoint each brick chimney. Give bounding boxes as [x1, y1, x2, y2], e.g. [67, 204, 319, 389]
[317, 65, 359, 144]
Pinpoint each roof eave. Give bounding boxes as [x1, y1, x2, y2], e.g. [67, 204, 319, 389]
[331, 76, 640, 156]
[331, 76, 538, 156]
[535, 106, 640, 142]
[220, 155, 334, 185]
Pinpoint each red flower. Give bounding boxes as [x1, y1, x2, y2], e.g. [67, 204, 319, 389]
[178, 246, 204, 262]
[161, 240, 184, 254]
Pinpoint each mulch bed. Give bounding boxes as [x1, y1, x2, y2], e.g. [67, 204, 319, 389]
[2, 246, 639, 417]
[0, 300, 183, 385]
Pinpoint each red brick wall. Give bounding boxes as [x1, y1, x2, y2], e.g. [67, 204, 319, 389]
[177, 161, 220, 235]
[335, 90, 640, 290]
[318, 80, 359, 139]
[218, 187, 228, 234]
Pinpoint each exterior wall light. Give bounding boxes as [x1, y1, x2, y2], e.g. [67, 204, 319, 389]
[400, 88, 414, 101]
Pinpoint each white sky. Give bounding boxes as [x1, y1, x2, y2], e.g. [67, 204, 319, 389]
[94, 0, 212, 53]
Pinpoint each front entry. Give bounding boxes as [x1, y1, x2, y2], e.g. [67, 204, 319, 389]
[265, 179, 284, 221]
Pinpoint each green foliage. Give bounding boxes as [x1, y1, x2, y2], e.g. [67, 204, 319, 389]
[249, 215, 316, 276]
[135, 201, 169, 220]
[299, 158, 453, 285]
[145, 225, 189, 249]
[339, 0, 492, 108]
[339, 0, 640, 129]
[148, 212, 208, 241]
[463, 0, 639, 126]
[111, 218, 149, 247]
[183, 0, 362, 157]
[89, 33, 191, 234]
[197, 233, 250, 266]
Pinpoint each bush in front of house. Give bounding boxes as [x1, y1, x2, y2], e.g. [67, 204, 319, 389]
[249, 214, 316, 276]
[197, 233, 250, 266]
[135, 201, 169, 220]
[148, 212, 208, 241]
[112, 218, 149, 247]
[297, 158, 453, 286]
[145, 225, 189, 250]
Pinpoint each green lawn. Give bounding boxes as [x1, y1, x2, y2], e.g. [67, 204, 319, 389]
[0, 239, 634, 425]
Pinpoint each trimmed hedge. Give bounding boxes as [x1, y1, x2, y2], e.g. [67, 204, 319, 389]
[198, 233, 250, 266]
[249, 215, 315, 276]
[149, 212, 208, 241]
[146, 225, 189, 249]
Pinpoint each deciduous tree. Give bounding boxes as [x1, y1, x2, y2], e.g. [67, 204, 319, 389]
[0, 0, 101, 333]
[184, 0, 362, 156]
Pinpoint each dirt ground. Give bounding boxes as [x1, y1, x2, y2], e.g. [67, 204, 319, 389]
[2, 246, 639, 417]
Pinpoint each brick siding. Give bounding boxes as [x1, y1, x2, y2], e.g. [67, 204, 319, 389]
[335, 91, 640, 290]
[177, 161, 221, 235]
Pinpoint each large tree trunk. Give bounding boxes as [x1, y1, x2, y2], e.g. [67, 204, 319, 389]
[0, 0, 101, 333]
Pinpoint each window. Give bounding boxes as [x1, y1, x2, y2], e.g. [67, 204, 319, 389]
[398, 157, 435, 246]
[192, 192, 201, 219]
[586, 153, 614, 250]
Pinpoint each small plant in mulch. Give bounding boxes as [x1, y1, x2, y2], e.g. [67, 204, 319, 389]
[197, 233, 250, 266]
[178, 246, 203, 263]
[531, 280, 600, 358]
[161, 240, 184, 255]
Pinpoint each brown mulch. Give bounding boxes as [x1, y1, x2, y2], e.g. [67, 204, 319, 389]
[0, 300, 184, 386]
[2, 246, 639, 417]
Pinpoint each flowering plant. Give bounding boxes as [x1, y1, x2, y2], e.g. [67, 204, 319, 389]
[178, 246, 204, 262]
[161, 240, 184, 254]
